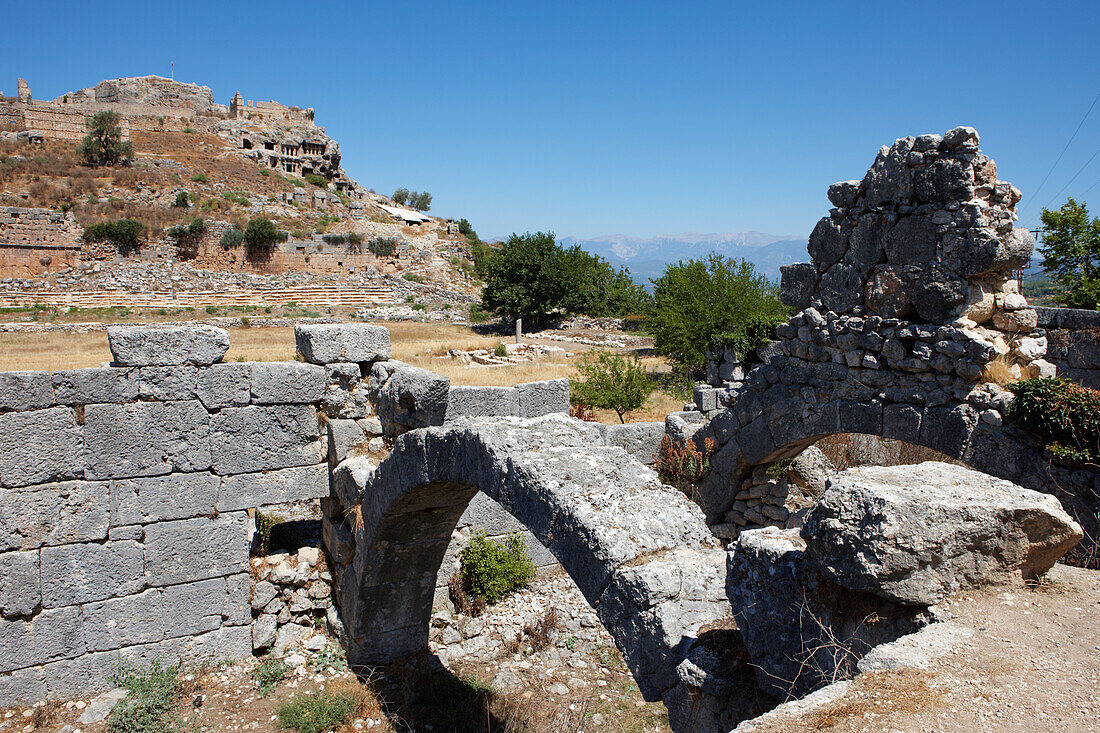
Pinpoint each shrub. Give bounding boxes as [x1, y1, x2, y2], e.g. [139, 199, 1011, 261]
[83, 219, 144, 254]
[467, 303, 490, 324]
[191, 172, 207, 183]
[1007, 378, 1100, 462]
[493, 343, 508, 357]
[366, 236, 397, 257]
[172, 191, 190, 208]
[106, 661, 195, 733]
[253, 657, 289, 697]
[570, 351, 654, 423]
[403, 272, 424, 283]
[182, 127, 196, 134]
[220, 227, 244, 248]
[459, 531, 535, 605]
[277, 691, 358, 733]
[303, 173, 329, 188]
[261, 168, 271, 177]
[76, 111, 133, 167]
[654, 435, 717, 491]
[244, 217, 278, 258]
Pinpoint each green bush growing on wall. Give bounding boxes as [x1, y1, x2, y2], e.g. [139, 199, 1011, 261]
[1007, 377, 1100, 462]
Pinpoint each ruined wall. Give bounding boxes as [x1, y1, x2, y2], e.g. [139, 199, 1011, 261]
[1036, 306, 1100, 389]
[0, 207, 83, 278]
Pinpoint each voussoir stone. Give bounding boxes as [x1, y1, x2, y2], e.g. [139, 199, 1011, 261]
[108, 325, 230, 366]
[801, 462, 1083, 605]
[295, 323, 391, 365]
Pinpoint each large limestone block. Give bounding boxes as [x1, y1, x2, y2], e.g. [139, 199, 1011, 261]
[138, 365, 198, 401]
[727, 528, 930, 699]
[40, 540, 144, 607]
[372, 362, 449, 430]
[108, 325, 230, 366]
[0, 407, 83, 488]
[602, 422, 665, 465]
[295, 323, 391, 365]
[0, 480, 109, 551]
[109, 472, 220, 525]
[801, 462, 1083, 605]
[779, 263, 817, 310]
[0, 370, 54, 412]
[144, 512, 250, 586]
[0, 606, 86, 674]
[0, 550, 40, 618]
[516, 379, 569, 418]
[196, 362, 252, 408]
[84, 401, 211, 480]
[251, 361, 327, 404]
[209, 404, 322, 474]
[217, 463, 329, 511]
[445, 385, 519, 420]
[51, 367, 137, 404]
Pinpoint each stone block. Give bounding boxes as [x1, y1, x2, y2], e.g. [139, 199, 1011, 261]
[882, 403, 921, 445]
[196, 362, 252, 408]
[40, 540, 144, 607]
[295, 323, 391, 365]
[0, 550, 40, 618]
[0, 665, 47, 707]
[373, 363, 449, 430]
[0, 605, 85, 674]
[144, 512, 249, 586]
[0, 480, 108, 551]
[603, 422, 665, 465]
[110, 472, 219, 525]
[693, 385, 718, 413]
[108, 324, 230, 366]
[82, 587, 166, 651]
[162, 574, 249, 638]
[84, 401, 210, 480]
[209, 404, 322, 474]
[51, 367, 137, 404]
[445, 385, 519, 420]
[217, 464, 329, 511]
[327, 418, 368, 465]
[323, 363, 372, 418]
[42, 651, 115, 702]
[0, 371, 54, 412]
[0, 407, 83, 488]
[138, 365, 198, 400]
[251, 361, 326, 405]
[780, 263, 817, 310]
[516, 379, 569, 418]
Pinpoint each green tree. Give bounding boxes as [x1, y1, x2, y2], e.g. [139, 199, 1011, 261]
[480, 231, 570, 322]
[1039, 198, 1100, 309]
[244, 217, 278, 261]
[391, 187, 410, 206]
[409, 191, 432, 211]
[649, 254, 788, 372]
[570, 351, 654, 423]
[76, 111, 133, 167]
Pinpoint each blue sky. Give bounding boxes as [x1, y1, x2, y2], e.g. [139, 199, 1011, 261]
[4, 1, 1099, 240]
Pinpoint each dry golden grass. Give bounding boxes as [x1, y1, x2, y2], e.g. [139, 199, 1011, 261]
[980, 353, 1022, 385]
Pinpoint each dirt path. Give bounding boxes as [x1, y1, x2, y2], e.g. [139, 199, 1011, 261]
[744, 563, 1100, 732]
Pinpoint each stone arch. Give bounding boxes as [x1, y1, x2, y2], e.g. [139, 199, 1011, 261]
[335, 414, 728, 703]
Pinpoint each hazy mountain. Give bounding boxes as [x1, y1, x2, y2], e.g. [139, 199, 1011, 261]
[557, 232, 810, 283]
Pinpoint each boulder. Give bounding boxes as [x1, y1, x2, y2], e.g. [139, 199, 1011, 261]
[294, 323, 391, 365]
[801, 462, 1083, 606]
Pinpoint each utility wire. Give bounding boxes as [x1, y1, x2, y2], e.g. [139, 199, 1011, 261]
[1021, 90, 1100, 220]
[1040, 142, 1100, 212]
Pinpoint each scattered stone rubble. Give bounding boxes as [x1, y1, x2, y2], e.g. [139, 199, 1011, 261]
[445, 342, 569, 365]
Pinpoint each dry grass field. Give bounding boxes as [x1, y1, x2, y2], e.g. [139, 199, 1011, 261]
[0, 321, 685, 424]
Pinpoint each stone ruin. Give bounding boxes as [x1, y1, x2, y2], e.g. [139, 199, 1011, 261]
[0, 129, 1098, 731]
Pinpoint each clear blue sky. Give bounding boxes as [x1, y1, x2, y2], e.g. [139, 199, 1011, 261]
[4, 1, 1099, 240]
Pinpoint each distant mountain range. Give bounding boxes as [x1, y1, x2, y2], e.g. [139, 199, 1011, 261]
[556, 232, 810, 283]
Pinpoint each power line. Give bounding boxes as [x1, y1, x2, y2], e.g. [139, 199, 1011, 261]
[1040, 142, 1100, 212]
[1021, 90, 1100, 218]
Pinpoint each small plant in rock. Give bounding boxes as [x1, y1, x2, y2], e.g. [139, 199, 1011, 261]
[277, 690, 359, 733]
[172, 191, 190, 208]
[459, 531, 535, 606]
[191, 172, 207, 183]
[569, 401, 598, 422]
[106, 661, 198, 733]
[1007, 377, 1100, 463]
[654, 434, 717, 491]
[493, 343, 508, 358]
[524, 607, 560, 652]
[254, 656, 290, 697]
[254, 509, 285, 555]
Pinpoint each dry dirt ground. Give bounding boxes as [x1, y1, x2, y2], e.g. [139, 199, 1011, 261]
[744, 563, 1100, 732]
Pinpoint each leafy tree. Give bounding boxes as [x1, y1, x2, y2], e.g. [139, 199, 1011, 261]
[479, 232, 649, 322]
[570, 351, 654, 423]
[1039, 198, 1100, 309]
[171, 192, 190, 208]
[391, 187, 410, 206]
[244, 217, 279, 261]
[76, 111, 133, 167]
[649, 254, 788, 372]
[409, 191, 432, 211]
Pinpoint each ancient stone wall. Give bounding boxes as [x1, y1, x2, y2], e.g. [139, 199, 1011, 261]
[0, 207, 83, 278]
[1036, 306, 1100, 389]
